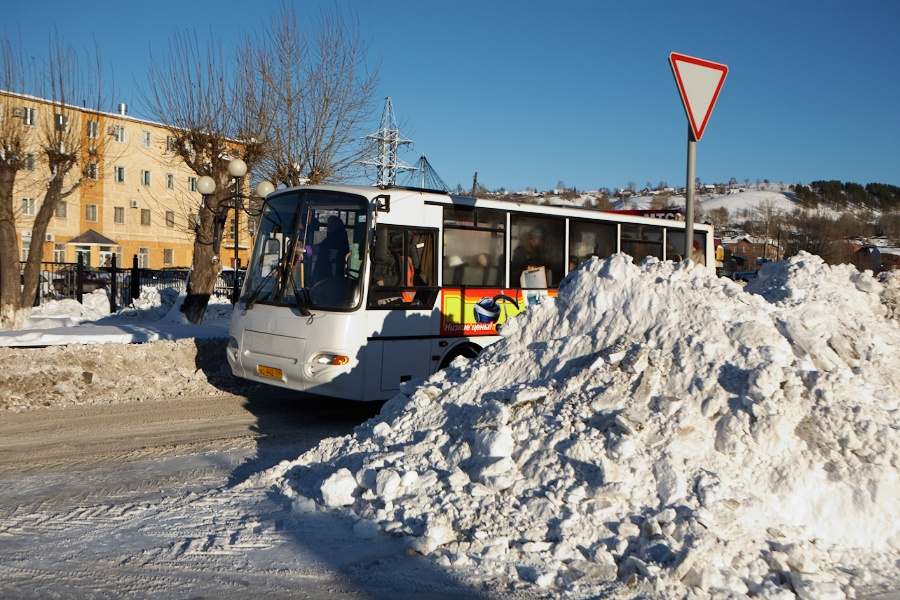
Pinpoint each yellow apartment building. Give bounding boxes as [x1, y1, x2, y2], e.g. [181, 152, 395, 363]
[4, 90, 250, 271]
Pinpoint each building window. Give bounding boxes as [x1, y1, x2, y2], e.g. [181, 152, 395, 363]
[55, 201, 67, 219]
[87, 162, 99, 180]
[112, 125, 125, 143]
[164, 249, 174, 266]
[141, 169, 151, 186]
[21, 239, 30, 262]
[165, 211, 175, 228]
[166, 173, 174, 189]
[22, 197, 36, 216]
[114, 206, 125, 223]
[55, 113, 69, 132]
[188, 176, 197, 192]
[54, 243, 66, 263]
[86, 204, 98, 222]
[24, 154, 36, 171]
[141, 130, 151, 148]
[87, 119, 99, 139]
[138, 247, 150, 268]
[141, 209, 151, 226]
[23, 107, 36, 126]
[166, 136, 175, 152]
[115, 166, 125, 183]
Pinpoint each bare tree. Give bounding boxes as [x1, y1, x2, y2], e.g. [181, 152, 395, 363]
[142, 30, 269, 324]
[650, 192, 676, 211]
[707, 207, 731, 231]
[1, 32, 104, 330]
[754, 199, 780, 261]
[251, 4, 380, 186]
[786, 209, 845, 264]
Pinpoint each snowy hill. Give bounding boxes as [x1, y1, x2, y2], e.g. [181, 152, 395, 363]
[611, 186, 802, 216]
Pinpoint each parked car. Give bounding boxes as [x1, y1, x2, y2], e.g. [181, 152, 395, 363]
[52, 268, 111, 295]
[216, 268, 246, 299]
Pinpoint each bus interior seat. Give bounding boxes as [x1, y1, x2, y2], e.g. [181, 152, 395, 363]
[461, 265, 485, 286]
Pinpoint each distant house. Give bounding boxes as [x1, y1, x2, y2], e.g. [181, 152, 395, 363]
[720, 235, 779, 268]
[873, 247, 900, 272]
[852, 237, 900, 273]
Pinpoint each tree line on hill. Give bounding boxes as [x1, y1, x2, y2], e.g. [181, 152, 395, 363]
[795, 181, 900, 212]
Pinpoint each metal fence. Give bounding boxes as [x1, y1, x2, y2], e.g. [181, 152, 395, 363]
[14, 256, 190, 311]
[10, 255, 246, 310]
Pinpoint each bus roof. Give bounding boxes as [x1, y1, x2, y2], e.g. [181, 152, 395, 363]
[266, 184, 713, 232]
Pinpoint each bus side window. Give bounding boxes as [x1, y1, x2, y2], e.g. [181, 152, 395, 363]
[368, 226, 438, 309]
[442, 228, 506, 287]
[509, 216, 565, 287]
[569, 221, 617, 269]
[621, 224, 664, 262]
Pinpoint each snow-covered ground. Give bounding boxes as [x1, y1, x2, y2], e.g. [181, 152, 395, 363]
[2, 253, 900, 598]
[0, 286, 231, 347]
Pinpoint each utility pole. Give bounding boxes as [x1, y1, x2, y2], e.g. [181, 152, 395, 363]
[471, 172, 478, 197]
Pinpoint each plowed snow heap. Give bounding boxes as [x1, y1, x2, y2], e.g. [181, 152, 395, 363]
[264, 252, 900, 599]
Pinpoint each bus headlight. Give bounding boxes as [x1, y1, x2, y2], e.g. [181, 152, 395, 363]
[312, 353, 350, 366]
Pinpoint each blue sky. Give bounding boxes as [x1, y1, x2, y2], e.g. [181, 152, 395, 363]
[4, 0, 899, 192]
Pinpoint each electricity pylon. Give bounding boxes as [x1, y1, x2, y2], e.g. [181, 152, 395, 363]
[363, 97, 414, 186]
[402, 154, 451, 191]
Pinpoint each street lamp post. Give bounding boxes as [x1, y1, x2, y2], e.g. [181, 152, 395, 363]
[197, 159, 274, 303]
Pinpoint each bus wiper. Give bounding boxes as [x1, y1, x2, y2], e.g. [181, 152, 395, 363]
[290, 275, 311, 317]
[243, 264, 281, 310]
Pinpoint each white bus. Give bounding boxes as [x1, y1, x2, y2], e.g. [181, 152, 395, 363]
[225, 185, 713, 401]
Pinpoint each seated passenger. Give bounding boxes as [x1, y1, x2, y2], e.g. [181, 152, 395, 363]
[511, 227, 547, 285]
[313, 216, 350, 281]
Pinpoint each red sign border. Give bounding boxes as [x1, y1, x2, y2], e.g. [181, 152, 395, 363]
[669, 52, 728, 141]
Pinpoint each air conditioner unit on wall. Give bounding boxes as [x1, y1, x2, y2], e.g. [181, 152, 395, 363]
[45, 233, 55, 242]
[130, 199, 140, 208]
[13, 107, 22, 117]
[108, 125, 118, 135]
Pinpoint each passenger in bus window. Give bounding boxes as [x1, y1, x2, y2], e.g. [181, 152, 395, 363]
[372, 232, 400, 287]
[569, 255, 580, 272]
[511, 227, 547, 285]
[313, 215, 350, 280]
[692, 241, 706, 265]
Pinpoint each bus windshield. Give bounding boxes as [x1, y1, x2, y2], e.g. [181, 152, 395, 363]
[239, 190, 368, 311]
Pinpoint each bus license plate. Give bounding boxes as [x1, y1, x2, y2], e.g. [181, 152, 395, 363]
[257, 365, 283, 379]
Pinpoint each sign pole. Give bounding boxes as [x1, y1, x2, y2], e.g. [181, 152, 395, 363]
[684, 125, 696, 260]
[668, 52, 728, 263]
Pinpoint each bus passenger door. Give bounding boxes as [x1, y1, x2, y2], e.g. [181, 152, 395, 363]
[367, 339, 433, 394]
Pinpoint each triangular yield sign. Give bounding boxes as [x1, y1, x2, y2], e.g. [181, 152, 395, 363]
[669, 53, 728, 141]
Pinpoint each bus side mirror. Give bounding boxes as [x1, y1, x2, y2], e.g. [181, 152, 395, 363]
[374, 194, 390, 213]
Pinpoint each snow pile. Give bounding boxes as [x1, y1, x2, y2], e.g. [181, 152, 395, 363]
[878, 269, 900, 321]
[23, 285, 233, 331]
[265, 252, 900, 598]
[0, 287, 243, 411]
[23, 288, 115, 328]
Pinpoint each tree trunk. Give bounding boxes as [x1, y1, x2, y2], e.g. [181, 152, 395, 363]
[0, 166, 26, 330]
[182, 202, 220, 324]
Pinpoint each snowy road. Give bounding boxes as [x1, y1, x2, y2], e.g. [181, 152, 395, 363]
[0, 391, 520, 599]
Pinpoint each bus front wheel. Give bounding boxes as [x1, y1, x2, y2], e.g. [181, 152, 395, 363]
[438, 342, 482, 370]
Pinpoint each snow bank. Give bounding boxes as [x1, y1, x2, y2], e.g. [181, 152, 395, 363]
[265, 252, 900, 598]
[0, 288, 243, 410]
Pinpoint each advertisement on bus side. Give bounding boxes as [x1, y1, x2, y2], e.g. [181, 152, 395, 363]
[439, 287, 558, 336]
